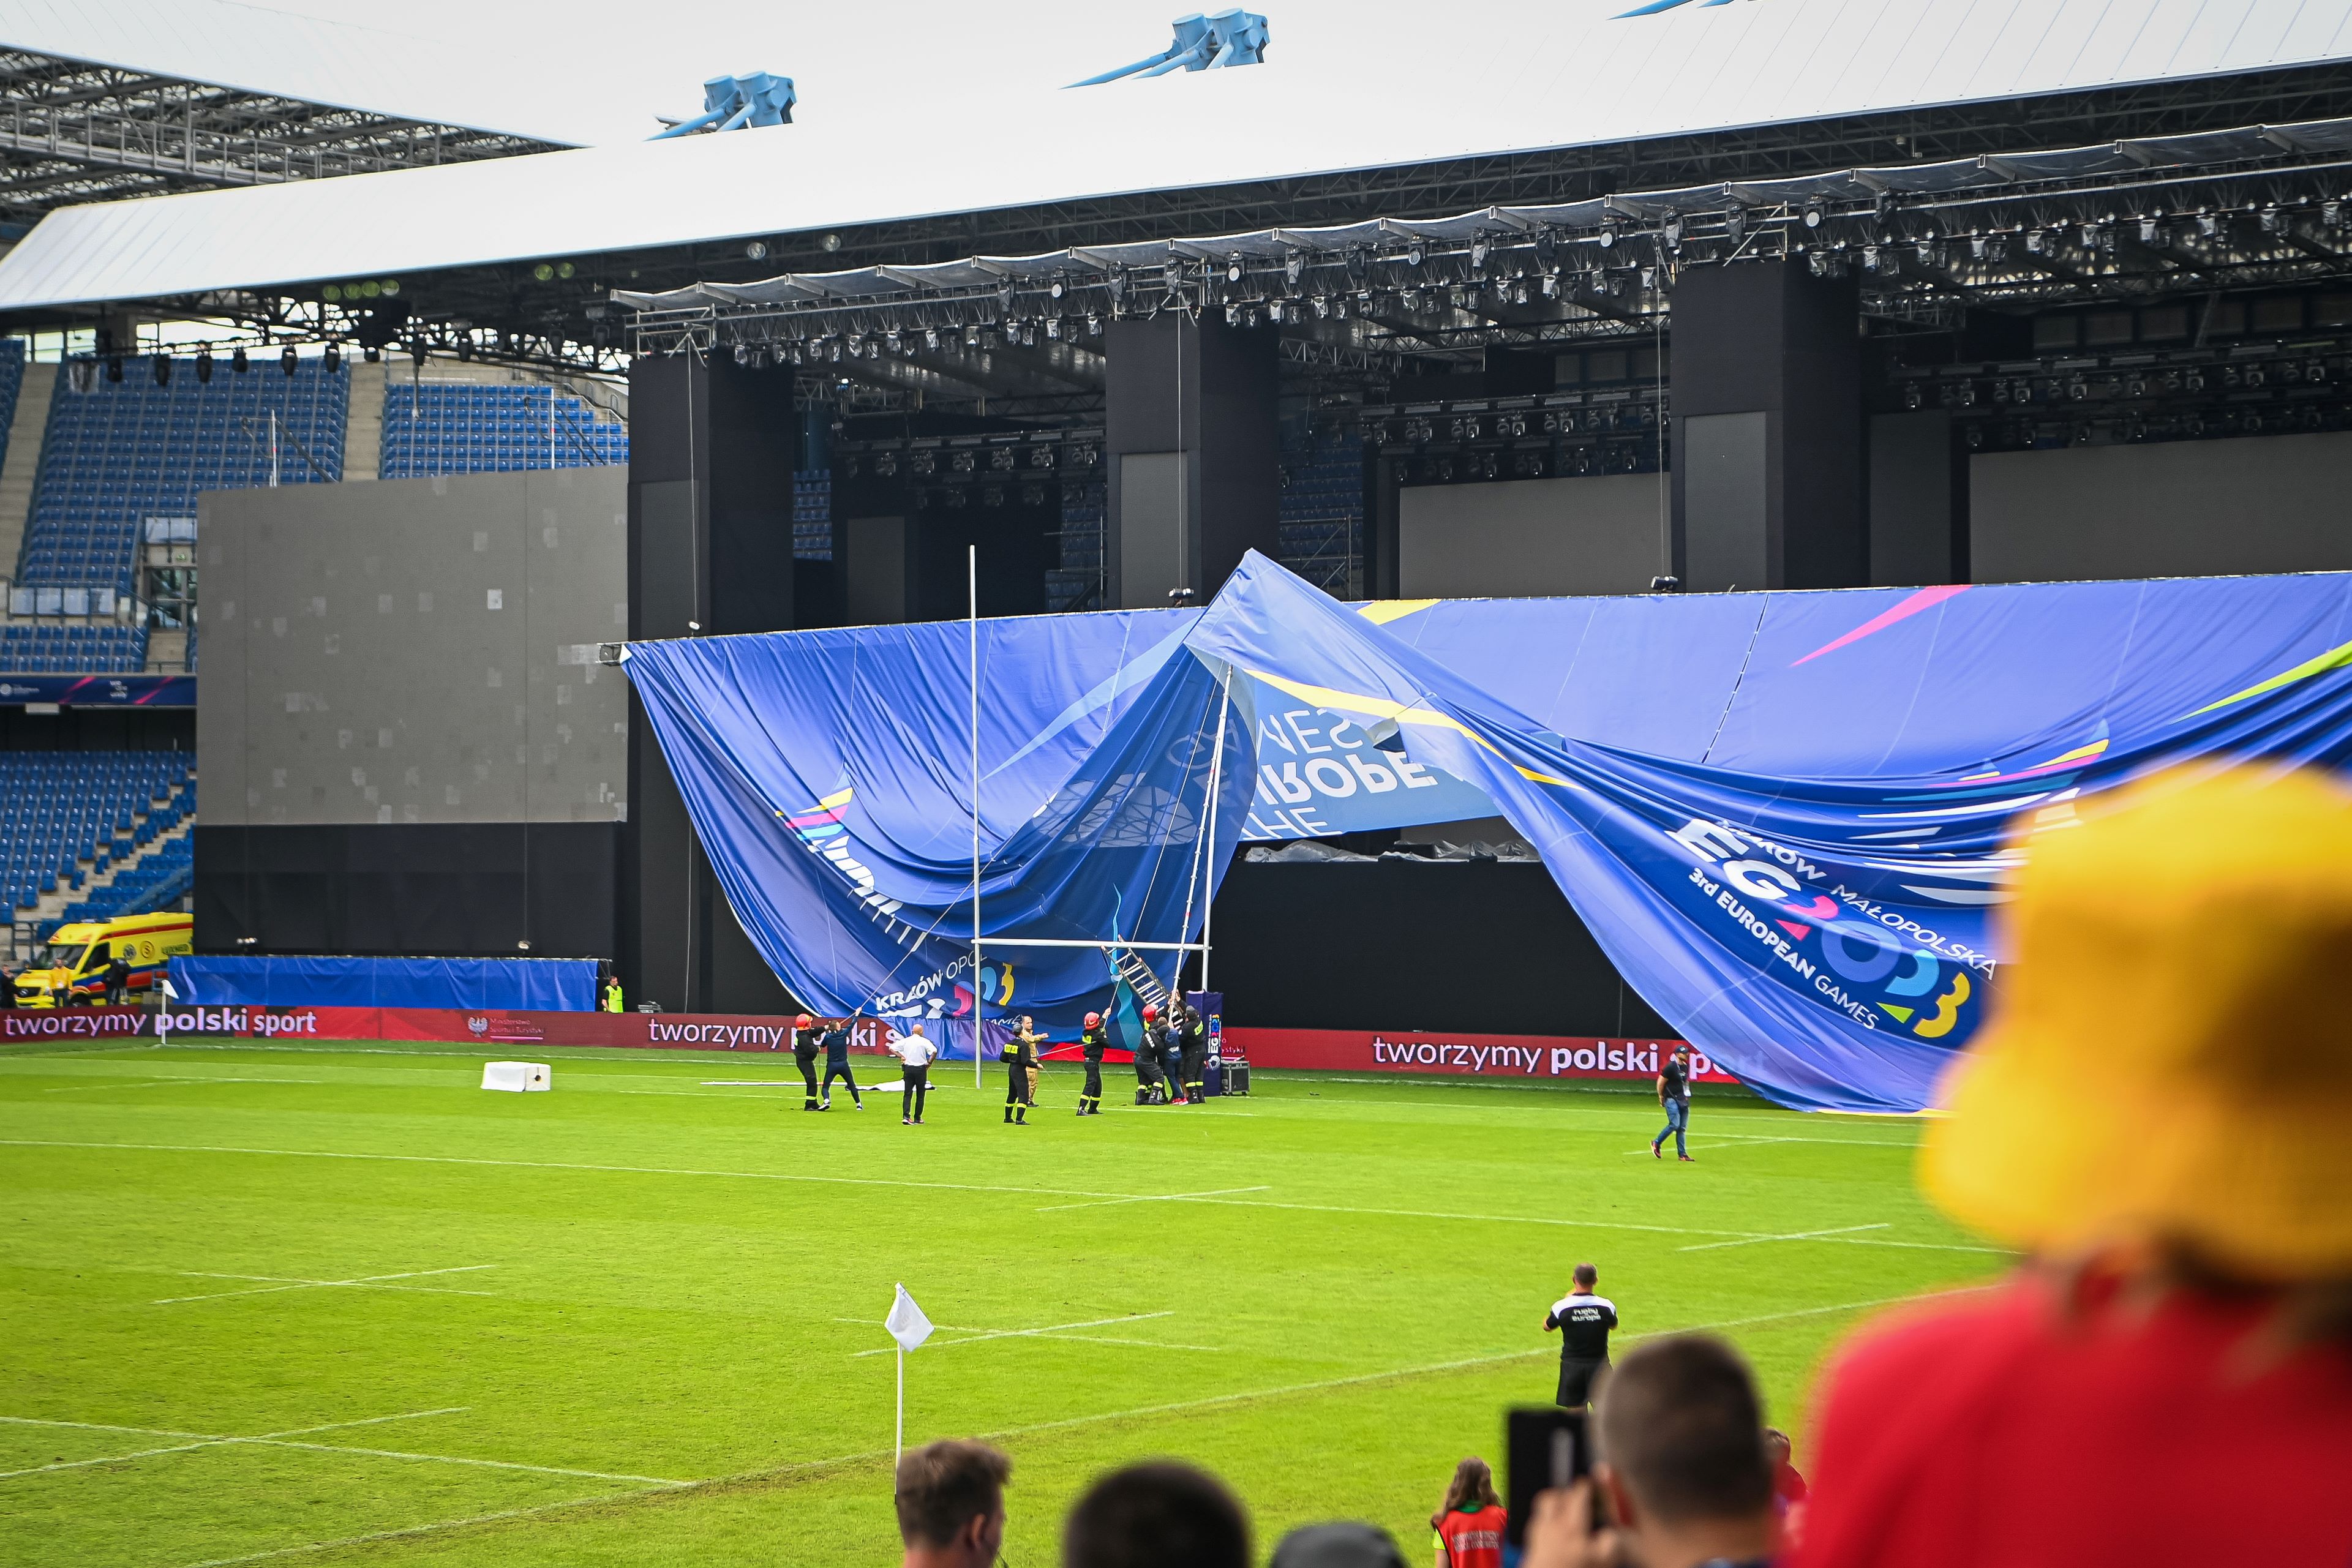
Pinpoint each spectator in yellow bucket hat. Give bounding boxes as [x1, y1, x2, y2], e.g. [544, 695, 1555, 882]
[1790, 768, 2352, 1568]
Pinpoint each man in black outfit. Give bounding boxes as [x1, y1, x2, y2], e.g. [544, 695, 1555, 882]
[1542, 1262, 1618, 1409]
[1076, 1010, 1108, 1116]
[1175, 1002, 1209, 1104]
[792, 1013, 822, 1110]
[1002, 1017, 1040, 1125]
[103, 947, 131, 1007]
[819, 1016, 863, 1109]
[1135, 1005, 1172, 1105]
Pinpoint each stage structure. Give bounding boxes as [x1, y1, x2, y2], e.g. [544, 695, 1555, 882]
[624, 553, 2352, 1112]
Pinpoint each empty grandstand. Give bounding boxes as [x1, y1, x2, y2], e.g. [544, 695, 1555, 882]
[0, 750, 192, 938]
[18, 354, 345, 598]
[378, 381, 627, 477]
[0, 623, 143, 671]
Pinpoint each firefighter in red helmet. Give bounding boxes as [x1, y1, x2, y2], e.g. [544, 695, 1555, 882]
[791, 1011, 822, 1111]
[1078, 1008, 1109, 1116]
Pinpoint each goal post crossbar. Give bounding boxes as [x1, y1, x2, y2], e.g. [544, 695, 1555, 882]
[979, 938, 1209, 952]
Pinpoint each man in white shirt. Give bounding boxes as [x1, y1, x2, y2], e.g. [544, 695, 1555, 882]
[893, 1022, 940, 1125]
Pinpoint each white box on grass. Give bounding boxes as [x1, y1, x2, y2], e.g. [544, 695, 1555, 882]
[481, 1061, 552, 1093]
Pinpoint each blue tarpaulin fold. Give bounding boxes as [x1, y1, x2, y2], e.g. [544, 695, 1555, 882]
[627, 554, 2352, 1108]
[169, 956, 599, 1011]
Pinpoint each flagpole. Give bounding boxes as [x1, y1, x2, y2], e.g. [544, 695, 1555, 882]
[895, 1341, 905, 1466]
[969, 544, 983, 1090]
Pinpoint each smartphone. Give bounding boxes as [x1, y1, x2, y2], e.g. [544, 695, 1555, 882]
[1504, 1406, 1590, 1548]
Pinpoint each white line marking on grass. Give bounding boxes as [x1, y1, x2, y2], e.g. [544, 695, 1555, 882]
[242, 1437, 686, 1487]
[1677, 1223, 1891, 1252]
[153, 1265, 498, 1306]
[0, 1408, 468, 1481]
[1034, 1185, 1271, 1213]
[851, 1312, 1179, 1357]
[174, 1488, 667, 1568]
[39, 1078, 326, 1093]
[0, 1139, 1137, 1205]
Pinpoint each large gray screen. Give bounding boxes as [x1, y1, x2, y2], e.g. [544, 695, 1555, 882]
[200, 468, 629, 827]
[1399, 474, 1669, 598]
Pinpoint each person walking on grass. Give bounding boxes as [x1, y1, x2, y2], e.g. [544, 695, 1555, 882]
[894, 1022, 938, 1125]
[1544, 1262, 1618, 1410]
[1652, 1043, 1696, 1161]
[819, 1015, 863, 1110]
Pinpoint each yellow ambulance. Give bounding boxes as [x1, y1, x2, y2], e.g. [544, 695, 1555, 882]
[12, 911, 193, 1007]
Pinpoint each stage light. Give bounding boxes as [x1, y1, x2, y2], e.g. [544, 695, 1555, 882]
[325, 283, 344, 302]
[734, 343, 751, 365]
[1862, 244, 1881, 271]
[1265, 299, 1284, 323]
[1045, 315, 1063, 338]
[106, 356, 122, 382]
[822, 233, 842, 252]
[1803, 197, 1827, 229]
[1087, 313, 1102, 336]
[1903, 382, 1921, 410]
[2197, 211, 2219, 238]
[1970, 233, 1989, 259]
[1661, 214, 1683, 249]
[745, 241, 768, 261]
[1724, 208, 1746, 244]
[885, 329, 903, 352]
[152, 355, 170, 386]
[1285, 250, 1305, 285]
[2024, 229, 2045, 254]
[233, 347, 249, 374]
[533, 263, 554, 282]
[363, 346, 380, 363]
[1224, 301, 1240, 325]
[1032, 446, 1055, 469]
[1468, 237, 1489, 271]
[1597, 220, 1618, 250]
[1407, 240, 1426, 266]
[281, 346, 298, 375]
[323, 342, 340, 373]
[196, 350, 213, 383]
[1227, 253, 1244, 283]
[408, 340, 426, 369]
[952, 451, 975, 473]
[964, 323, 980, 347]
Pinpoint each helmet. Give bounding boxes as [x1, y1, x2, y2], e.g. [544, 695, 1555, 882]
[794, 1013, 814, 1029]
[1141, 1005, 1159, 1022]
[1084, 1011, 1102, 1028]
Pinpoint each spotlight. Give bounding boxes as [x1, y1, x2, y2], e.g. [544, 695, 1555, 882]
[1597, 220, 1618, 250]
[1227, 253, 1243, 283]
[1049, 276, 1066, 300]
[2197, 211, 2220, 238]
[533, 263, 554, 282]
[408, 340, 426, 369]
[1285, 250, 1305, 285]
[1407, 240, 1426, 266]
[925, 326, 940, 349]
[281, 345, 298, 376]
[1468, 237, 1489, 271]
[557, 263, 574, 280]
[195, 350, 213, 383]
[1225, 301, 1240, 325]
[822, 233, 842, 252]
[1725, 208, 1746, 244]
[745, 240, 769, 261]
[106, 356, 122, 382]
[152, 355, 170, 386]
[363, 345, 380, 363]
[1803, 197, 1827, 229]
[233, 346, 249, 374]
[1661, 214, 1683, 249]
[734, 343, 752, 365]
[322, 342, 340, 373]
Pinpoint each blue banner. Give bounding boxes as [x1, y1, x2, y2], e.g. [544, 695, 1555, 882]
[0, 673, 193, 707]
[170, 955, 598, 1011]
[628, 558, 2352, 1108]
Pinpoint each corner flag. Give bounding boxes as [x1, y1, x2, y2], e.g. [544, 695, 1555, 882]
[886, 1283, 934, 1351]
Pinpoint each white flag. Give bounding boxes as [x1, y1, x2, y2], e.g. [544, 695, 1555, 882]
[885, 1283, 934, 1351]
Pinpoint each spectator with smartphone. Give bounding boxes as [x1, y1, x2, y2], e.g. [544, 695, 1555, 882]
[1522, 1335, 1778, 1568]
[1429, 1456, 1506, 1568]
[1792, 770, 2352, 1568]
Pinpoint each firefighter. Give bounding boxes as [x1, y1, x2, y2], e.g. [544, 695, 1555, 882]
[1077, 1010, 1108, 1116]
[1002, 1016, 1042, 1124]
[1135, 1004, 1173, 1105]
[791, 1013, 821, 1109]
[1176, 999, 1209, 1104]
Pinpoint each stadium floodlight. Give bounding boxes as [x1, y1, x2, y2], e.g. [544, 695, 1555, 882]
[746, 240, 769, 261]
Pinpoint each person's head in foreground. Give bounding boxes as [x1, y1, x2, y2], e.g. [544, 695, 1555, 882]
[1062, 1461, 1248, 1568]
[1522, 1334, 1775, 1568]
[1792, 767, 2352, 1568]
[1572, 1262, 1598, 1292]
[1268, 1520, 1408, 1568]
[896, 1439, 1010, 1568]
[1430, 1454, 1502, 1529]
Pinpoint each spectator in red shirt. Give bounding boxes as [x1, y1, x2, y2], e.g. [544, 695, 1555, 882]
[1793, 769, 2352, 1568]
[1429, 1456, 1506, 1568]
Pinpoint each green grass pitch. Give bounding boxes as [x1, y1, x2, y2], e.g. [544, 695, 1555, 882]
[1, 1039, 2005, 1567]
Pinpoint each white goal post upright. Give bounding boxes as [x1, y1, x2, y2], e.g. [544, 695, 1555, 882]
[970, 544, 983, 1089]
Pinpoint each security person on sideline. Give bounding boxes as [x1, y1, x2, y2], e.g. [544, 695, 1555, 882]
[1002, 1016, 1042, 1125]
[1076, 1010, 1108, 1116]
[103, 947, 130, 1007]
[603, 972, 624, 1013]
[1176, 1000, 1209, 1104]
[1542, 1262, 1619, 1409]
[1135, 1005, 1172, 1105]
[791, 1013, 822, 1110]
[819, 1015, 863, 1110]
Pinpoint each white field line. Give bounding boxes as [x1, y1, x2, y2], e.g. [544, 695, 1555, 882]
[0, 1139, 1996, 1251]
[167, 1286, 1995, 1568]
[1034, 1185, 1271, 1214]
[153, 1265, 498, 1307]
[0, 1408, 468, 1482]
[850, 1311, 1179, 1357]
[1677, 1223, 1890, 1253]
[40, 1078, 326, 1093]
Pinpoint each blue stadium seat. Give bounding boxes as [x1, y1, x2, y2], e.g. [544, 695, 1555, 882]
[378, 381, 628, 479]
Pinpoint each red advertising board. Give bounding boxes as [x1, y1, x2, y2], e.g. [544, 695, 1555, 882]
[1, 1006, 898, 1051]
[1223, 1026, 1733, 1085]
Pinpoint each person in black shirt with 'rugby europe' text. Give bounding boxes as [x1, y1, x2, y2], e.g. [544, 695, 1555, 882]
[1543, 1262, 1618, 1409]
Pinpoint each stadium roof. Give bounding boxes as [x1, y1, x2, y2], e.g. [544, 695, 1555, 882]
[3, 0, 2351, 315]
[0, 0, 582, 144]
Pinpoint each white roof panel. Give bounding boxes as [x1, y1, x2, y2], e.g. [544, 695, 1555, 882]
[2, 0, 2350, 312]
